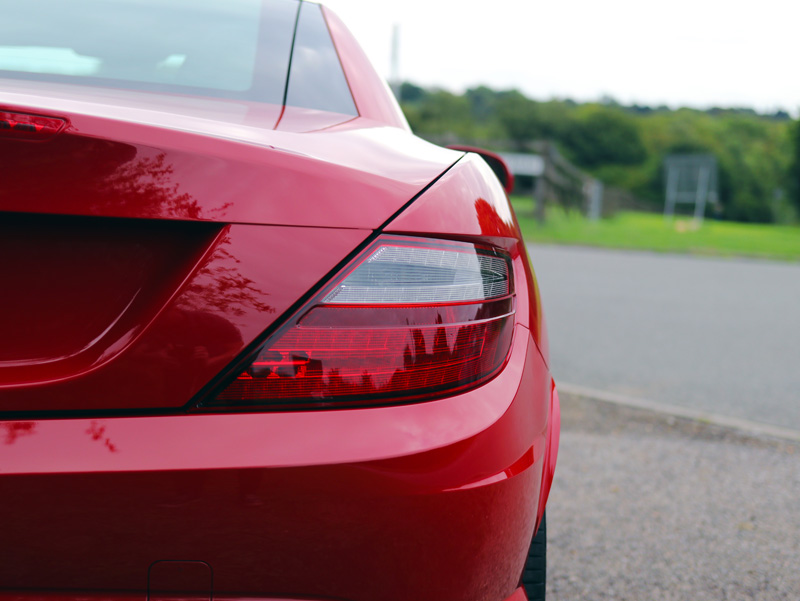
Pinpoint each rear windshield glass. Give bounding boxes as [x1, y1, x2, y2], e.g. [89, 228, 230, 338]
[286, 2, 357, 116]
[0, 0, 352, 110]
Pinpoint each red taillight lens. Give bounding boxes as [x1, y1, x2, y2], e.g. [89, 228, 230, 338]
[0, 111, 66, 140]
[202, 236, 515, 410]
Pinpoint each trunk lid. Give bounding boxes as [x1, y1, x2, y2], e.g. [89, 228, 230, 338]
[0, 80, 459, 227]
[0, 85, 459, 414]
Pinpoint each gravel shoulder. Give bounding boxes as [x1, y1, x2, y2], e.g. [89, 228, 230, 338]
[547, 393, 800, 601]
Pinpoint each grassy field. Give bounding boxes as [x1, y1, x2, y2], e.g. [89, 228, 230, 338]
[511, 198, 800, 261]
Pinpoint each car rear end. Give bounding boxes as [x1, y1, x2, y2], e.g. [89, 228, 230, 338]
[0, 2, 558, 600]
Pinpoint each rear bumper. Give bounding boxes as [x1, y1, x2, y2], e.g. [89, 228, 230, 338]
[0, 326, 552, 601]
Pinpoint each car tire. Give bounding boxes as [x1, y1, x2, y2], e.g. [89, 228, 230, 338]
[522, 511, 546, 601]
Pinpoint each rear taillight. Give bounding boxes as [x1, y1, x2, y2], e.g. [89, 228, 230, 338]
[201, 236, 515, 410]
[0, 111, 66, 140]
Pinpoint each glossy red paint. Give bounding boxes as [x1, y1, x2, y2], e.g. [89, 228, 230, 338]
[447, 144, 516, 195]
[0, 214, 217, 389]
[537, 383, 561, 527]
[149, 561, 212, 601]
[0, 224, 370, 412]
[322, 6, 410, 130]
[0, 595, 531, 601]
[275, 105, 356, 132]
[0, 85, 458, 227]
[0, 330, 548, 601]
[0, 2, 558, 600]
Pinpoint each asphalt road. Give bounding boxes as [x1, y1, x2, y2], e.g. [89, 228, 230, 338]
[527, 244, 800, 431]
[549, 393, 800, 601]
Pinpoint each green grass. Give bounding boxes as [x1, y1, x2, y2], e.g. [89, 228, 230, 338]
[511, 197, 800, 261]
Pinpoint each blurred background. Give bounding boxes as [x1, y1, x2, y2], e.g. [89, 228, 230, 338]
[327, 0, 799, 228]
[325, 2, 800, 599]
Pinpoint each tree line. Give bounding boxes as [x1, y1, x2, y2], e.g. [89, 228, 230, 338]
[399, 83, 799, 224]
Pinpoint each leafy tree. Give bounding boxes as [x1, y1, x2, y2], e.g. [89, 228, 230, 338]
[402, 89, 472, 138]
[465, 86, 497, 121]
[789, 119, 800, 214]
[563, 106, 647, 168]
[399, 82, 426, 104]
[494, 90, 544, 147]
[397, 81, 794, 223]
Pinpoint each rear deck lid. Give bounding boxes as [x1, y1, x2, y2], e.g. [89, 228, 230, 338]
[0, 214, 370, 414]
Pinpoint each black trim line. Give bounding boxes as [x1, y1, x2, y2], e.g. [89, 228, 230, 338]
[281, 2, 303, 108]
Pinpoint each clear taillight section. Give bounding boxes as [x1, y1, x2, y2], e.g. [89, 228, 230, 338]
[203, 236, 515, 409]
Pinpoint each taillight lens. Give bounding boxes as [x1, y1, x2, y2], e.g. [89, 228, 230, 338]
[202, 236, 515, 410]
[0, 111, 66, 140]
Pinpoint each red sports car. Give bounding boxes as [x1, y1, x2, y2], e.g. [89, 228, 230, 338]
[0, 2, 559, 601]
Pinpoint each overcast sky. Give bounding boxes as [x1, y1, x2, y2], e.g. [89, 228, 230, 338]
[324, 0, 799, 115]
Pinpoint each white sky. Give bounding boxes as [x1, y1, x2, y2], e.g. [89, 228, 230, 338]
[324, 0, 800, 115]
